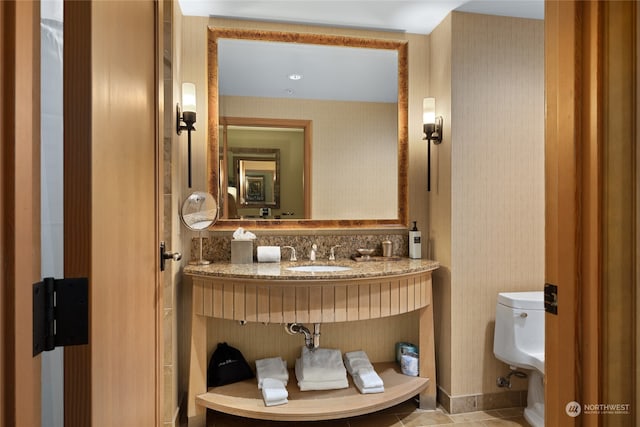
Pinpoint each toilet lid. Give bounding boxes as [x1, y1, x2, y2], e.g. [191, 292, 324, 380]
[498, 291, 544, 310]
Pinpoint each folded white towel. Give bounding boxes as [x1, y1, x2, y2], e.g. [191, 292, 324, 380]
[344, 350, 374, 374]
[261, 378, 288, 406]
[256, 357, 288, 389]
[299, 347, 346, 382]
[355, 369, 384, 389]
[345, 358, 373, 375]
[343, 350, 384, 394]
[298, 379, 350, 391]
[353, 381, 385, 394]
[344, 350, 369, 361]
[295, 358, 349, 391]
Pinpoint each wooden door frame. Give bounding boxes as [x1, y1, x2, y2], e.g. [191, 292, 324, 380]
[545, 1, 636, 425]
[1, 1, 42, 426]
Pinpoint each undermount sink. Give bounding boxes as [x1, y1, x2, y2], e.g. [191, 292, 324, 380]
[286, 265, 352, 273]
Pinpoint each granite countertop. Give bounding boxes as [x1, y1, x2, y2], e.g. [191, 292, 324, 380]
[184, 257, 439, 280]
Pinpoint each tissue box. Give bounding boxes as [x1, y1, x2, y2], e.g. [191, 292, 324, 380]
[231, 240, 253, 264]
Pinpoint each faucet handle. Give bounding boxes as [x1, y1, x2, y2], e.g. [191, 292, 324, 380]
[329, 244, 342, 261]
[282, 246, 297, 262]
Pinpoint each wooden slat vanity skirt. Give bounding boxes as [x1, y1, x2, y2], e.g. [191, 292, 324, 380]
[184, 264, 437, 426]
[192, 272, 432, 323]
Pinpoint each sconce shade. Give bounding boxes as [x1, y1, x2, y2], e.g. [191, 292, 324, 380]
[182, 82, 197, 113]
[423, 97, 443, 192]
[177, 82, 198, 189]
[423, 97, 436, 125]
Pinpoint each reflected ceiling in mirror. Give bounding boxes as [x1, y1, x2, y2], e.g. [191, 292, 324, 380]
[218, 38, 398, 103]
[208, 28, 408, 229]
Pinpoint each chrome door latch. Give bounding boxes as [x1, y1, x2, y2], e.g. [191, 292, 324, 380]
[160, 241, 182, 272]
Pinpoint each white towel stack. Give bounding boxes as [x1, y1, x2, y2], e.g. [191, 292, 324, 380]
[261, 378, 288, 406]
[255, 357, 289, 389]
[256, 357, 289, 406]
[295, 347, 348, 391]
[344, 350, 384, 394]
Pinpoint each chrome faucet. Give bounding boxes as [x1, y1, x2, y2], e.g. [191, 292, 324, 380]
[309, 243, 318, 261]
[282, 246, 297, 262]
[329, 244, 342, 261]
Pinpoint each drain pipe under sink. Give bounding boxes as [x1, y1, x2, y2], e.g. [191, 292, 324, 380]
[285, 323, 321, 350]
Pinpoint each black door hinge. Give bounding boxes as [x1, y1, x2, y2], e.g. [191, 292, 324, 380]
[544, 283, 558, 315]
[33, 277, 89, 357]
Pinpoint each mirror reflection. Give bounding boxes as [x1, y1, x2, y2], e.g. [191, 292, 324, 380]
[181, 191, 218, 264]
[181, 191, 218, 230]
[209, 28, 408, 228]
[219, 118, 311, 220]
[236, 154, 278, 208]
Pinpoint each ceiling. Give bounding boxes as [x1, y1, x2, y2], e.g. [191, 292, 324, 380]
[177, 0, 544, 35]
[181, 0, 544, 102]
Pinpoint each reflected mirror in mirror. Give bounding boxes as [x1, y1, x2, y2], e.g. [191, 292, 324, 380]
[209, 28, 408, 228]
[219, 119, 311, 220]
[237, 156, 278, 207]
[181, 191, 218, 264]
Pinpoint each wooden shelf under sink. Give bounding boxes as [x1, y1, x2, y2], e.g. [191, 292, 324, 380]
[196, 362, 428, 421]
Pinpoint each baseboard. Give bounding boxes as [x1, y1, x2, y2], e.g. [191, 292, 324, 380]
[437, 386, 527, 414]
[175, 392, 187, 427]
[163, 406, 181, 427]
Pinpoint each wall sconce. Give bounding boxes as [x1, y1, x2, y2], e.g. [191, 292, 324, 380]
[177, 82, 197, 188]
[423, 97, 443, 192]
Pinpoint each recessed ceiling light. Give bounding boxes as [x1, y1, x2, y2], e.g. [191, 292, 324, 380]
[285, 88, 295, 95]
[288, 73, 303, 81]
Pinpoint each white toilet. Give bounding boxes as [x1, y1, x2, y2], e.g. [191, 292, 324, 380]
[493, 291, 545, 427]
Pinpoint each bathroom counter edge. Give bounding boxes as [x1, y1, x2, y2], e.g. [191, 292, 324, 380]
[184, 258, 439, 280]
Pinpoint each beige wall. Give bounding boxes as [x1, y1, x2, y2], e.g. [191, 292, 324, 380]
[428, 12, 454, 396]
[430, 11, 544, 400]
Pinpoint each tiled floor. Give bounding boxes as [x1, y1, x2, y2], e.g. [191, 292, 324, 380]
[204, 400, 529, 426]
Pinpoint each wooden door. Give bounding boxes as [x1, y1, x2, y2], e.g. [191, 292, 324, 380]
[545, 1, 636, 425]
[1, 1, 43, 426]
[63, 0, 164, 425]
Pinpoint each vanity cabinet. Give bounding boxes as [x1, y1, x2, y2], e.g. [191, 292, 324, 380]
[184, 260, 438, 426]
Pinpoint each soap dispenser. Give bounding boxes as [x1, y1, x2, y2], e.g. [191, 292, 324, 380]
[409, 221, 422, 259]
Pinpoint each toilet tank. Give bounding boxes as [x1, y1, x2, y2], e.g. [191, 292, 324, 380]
[493, 291, 544, 369]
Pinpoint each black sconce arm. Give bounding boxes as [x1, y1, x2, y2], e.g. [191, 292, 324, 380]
[424, 116, 443, 192]
[177, 104, 197, 188]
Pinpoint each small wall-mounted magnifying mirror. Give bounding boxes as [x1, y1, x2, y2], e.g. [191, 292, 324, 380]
[181, 191, 218, 265]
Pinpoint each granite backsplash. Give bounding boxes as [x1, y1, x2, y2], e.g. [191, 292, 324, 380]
[191, 232, 409, 263]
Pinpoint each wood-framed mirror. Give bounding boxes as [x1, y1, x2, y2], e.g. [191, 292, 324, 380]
[208, 27, 408, 229]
